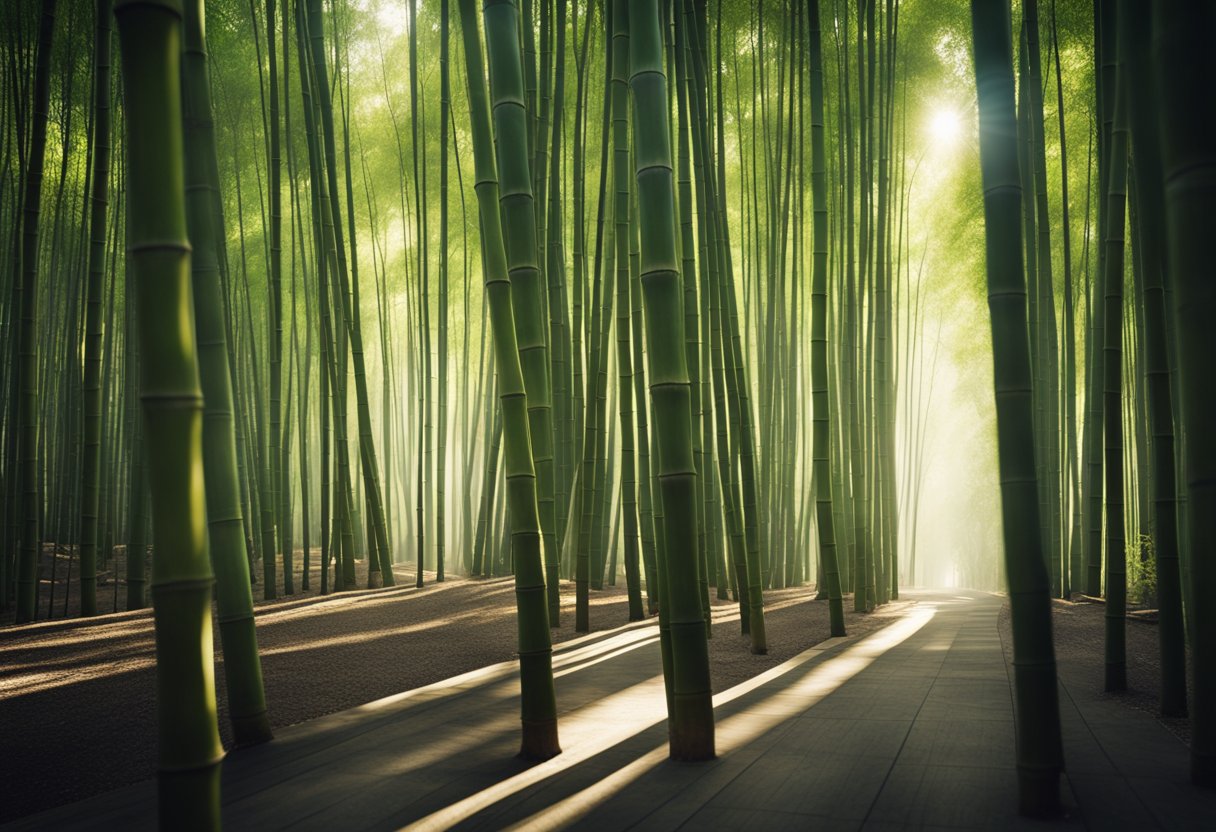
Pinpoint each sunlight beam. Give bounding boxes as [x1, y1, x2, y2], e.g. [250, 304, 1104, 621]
[399, 674, 671, 832]
[501, 605, 939, 832]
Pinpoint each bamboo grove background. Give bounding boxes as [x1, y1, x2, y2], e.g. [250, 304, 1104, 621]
[3, 0, 1002, 624]
[2, 0, 1216, 812]
[1, 0, 1214, 796]
[0, 0, 1177, 627]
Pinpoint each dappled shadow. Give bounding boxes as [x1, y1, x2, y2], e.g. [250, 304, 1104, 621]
[187, 598, 938, 832]
[0, 576, 636, 824]
[0, 575, 510, 681]
[345, 602, 943, 831]
[3, 585, 927, 829]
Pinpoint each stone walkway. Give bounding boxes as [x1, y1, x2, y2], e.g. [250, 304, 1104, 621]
[7, 590, 1213, 830]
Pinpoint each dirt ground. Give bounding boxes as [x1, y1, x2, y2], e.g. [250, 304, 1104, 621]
[0, 554, 901, 823]
[3, 542, 400, 625]
[998, 596, 1192, 744]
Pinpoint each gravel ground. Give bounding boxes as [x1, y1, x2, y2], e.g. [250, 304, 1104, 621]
[998, 596, 1191, 744]
[0, 554, 905, 823]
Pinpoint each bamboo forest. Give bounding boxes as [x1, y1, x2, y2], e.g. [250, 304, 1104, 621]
[1, 0, 1214, 828]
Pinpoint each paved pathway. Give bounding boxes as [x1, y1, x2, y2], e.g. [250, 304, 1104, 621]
[7, 590, 1213, 830]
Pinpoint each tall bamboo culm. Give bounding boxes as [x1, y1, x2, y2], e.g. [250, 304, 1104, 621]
[13, 0, 57, 625]
[1100, 8, 1129, 693]
[1152, 0, 1216, 789]
[80, 0, 113, 618]
[114, 0, 224, 824]
[483, 0, 558, 617]
[458, 0, 559, 760]
[808, 0, 845, 638]
[969, 0, 1063, 815]
[628, 0, 714, 762]
[181, 0, 272, 746]
[1120, 0, 1186, 720]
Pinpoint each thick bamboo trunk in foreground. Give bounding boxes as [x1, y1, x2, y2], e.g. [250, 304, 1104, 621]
[182, 0, 272, 746]
[484, 0, 558, 621]
[459, 0, 559, 760]
[114, 0, 224, 824]
[1152, 0, 1216, 789]
[629, 0, 714, 762]
[1120, 0, 1187, 721]
[969, 0, 1064, 815]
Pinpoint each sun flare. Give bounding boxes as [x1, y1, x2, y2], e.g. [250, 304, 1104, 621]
[928, 107, 962, 144]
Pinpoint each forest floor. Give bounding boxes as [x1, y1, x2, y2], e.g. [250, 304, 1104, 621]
[3, 565, 1190, 826]
[0, 552, 891, 824]
[12, 589, 1210, 831]
[4, 542, 409, 624]
[998, 596, 1192, 744]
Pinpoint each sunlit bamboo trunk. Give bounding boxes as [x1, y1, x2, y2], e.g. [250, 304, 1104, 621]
[297, 0, 335, 591]
[458, 0, 560, 759]
[611, 7, 643, 623]
[181, 0, 273, 746]
[682, 0, 765, 652]
[629, 164, 659, 618]
[1049, 0, 1083, 598]
[675, 0, 708, 626]
[114, 0, 224, 822]
[630, 0, 714, 761]
[566, 1, 593, 592]
[575, 0, 616, 632]
[438, 0, 450, 583]
[485, 0, 558, 617]
[1083, 0, 1115, 599]
[809, 0, 846, 637]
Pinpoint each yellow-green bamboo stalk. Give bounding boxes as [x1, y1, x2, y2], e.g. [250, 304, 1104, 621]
[484, 0, 558, 607]
[809, 0, 846, 637]
[181, 0, 272, 746]
[114, 0, 224, 824]
[628, 0, 714, 762]
[460, 0, 559, 759]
